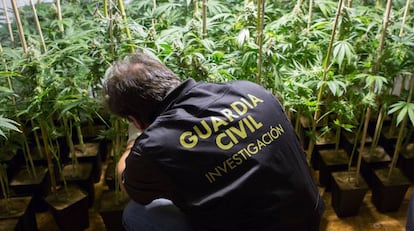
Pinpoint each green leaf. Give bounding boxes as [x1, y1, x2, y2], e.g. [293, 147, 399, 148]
[236, 29, 250, 47]
[0, 116, 21, 139]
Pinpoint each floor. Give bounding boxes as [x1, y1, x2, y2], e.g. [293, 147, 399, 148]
[33, 163, 412, 231]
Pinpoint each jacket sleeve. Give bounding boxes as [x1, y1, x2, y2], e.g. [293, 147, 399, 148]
[122, 149, 175, 205]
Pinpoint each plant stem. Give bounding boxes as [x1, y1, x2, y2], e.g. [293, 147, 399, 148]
[39, 120, 57, 193]
[388, 76, 414, 179]
[0, 164, 10, 199]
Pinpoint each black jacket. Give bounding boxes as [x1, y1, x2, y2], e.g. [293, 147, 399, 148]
[123, 78, 324, 231]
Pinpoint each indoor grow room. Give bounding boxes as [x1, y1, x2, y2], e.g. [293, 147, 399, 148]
[0, 0, 413, 230]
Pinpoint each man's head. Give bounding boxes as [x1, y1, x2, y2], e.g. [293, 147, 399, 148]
[103, 52, 181, 127]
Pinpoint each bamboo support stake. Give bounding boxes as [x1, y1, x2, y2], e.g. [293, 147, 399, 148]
[103, 0, 108, 17]
[117, 0, 134, 53]
[307, 0, 344, 160]
[373, 0, 392, 73]
[29, 0, 47, 53]
[256, 0, 265, 84]
[10, 0, 27, 53]
[307, 0, 314, 33]
[56, 0, 64, 32]
[151, 0, 156, 30]
[202, 0, 207, 39]
[399, 0, 410, 37]
[1, 0, 15, 47]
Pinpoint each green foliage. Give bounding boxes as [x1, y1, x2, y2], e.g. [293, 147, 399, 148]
[0, 0, 413, 162]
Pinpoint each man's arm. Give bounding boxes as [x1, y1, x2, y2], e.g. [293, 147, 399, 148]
[117, 123, 175, 205]
[117, 139, 135, 192]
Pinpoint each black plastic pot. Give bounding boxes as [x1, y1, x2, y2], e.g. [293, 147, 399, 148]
[397, 142, 414, 182]
[44, 185, 89, 231]
[98, 190, 129, 231]
[359, 146, 391, 187]
[371, 167, 411, 213]
[0, 196, 38, 231]
[331, 171, 369, 217]
[61, 162, 94, 207]
[9, 166, 50, 212]
[318, 149, 349, 190]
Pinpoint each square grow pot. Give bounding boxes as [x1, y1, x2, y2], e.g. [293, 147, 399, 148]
[61, 162, 94, 207]
[331, 171, 369, 217]
[310, 130, 337, 170]
[98, 190, 129, 231]
[359, 146, 391, 187]
[44, 185, 89, 231]
[9, 166, 50, 212]
[397, 142, 414, 182]
[371, 167, 411, 213]
[318, 149, 349, 190]
[68, 142, 104, 183]
[0, 196, 38, 231]
[341, 131, 373, 157]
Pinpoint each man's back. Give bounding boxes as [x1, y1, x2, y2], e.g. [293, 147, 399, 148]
[128, 79, 324, 230]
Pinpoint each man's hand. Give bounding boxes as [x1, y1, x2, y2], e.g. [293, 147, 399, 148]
[117, 140, 135, 192]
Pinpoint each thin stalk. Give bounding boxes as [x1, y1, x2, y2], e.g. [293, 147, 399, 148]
[29, 0, 47, 53]
[108, 0, 115, 57]
[63, 117, 79, 177]
[113, 118, 121, 203]
[334, 126, 341, 152]
[0, 164, 10, 200]
[307, 0, 314, 32]
[39, 120, 57, 193]
[202, 0, 207, 39]
[307, 0, 344, 159]
[370, 105, 385, 151]
[10, 0, 27, 53]
[75, 115, 85, 146]
[31, 119, 43, 158]
[399, 0, 410, 37]
[117, 0, 134, 53]
[256, 0, 265, 84]
[355, 105, 371, 185]
[151, 0, 156, 30]
[388, 76, 414, 178]
[1, 0, 15, 47]
[348, 113, 365, 171]
[56, 0, 64, 32]
[23, 136, 37, 178]
[348, 0, 353, 7]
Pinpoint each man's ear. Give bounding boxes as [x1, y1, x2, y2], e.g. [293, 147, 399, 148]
[127, 115, 146, 130]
